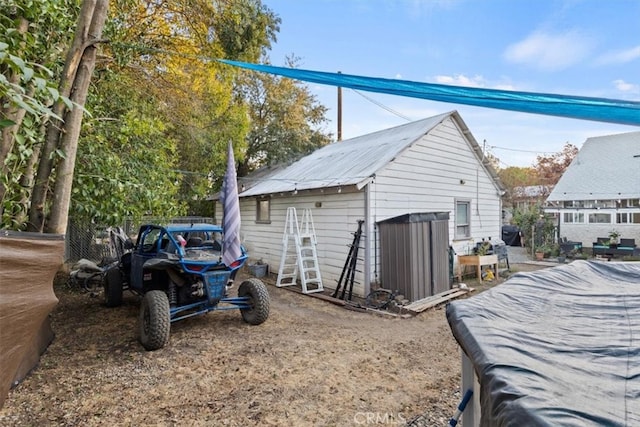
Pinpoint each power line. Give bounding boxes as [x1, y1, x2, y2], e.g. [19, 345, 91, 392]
[350, 89, 413, 121]
[490, 145, 555, 154]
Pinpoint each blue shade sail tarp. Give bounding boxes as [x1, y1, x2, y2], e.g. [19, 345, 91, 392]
[446, 261, 640, 426]
[218, 60, 640, 126]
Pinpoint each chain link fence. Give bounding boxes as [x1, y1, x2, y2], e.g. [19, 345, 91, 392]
[65, 216, 215, 263]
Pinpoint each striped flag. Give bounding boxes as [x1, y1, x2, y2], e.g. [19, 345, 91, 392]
[220, 141, 242, 266]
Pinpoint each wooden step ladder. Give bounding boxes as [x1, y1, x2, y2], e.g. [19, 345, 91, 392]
[276, 207, 324, 294]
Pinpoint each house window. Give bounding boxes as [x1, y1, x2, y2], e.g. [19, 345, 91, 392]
[563, 212, 584, 223]
[455, 199, 471, 239]
[595, 200, 615, 208]
[588, 213, 611, 224]
[256, 198, 271, 223]
[617, 212, 640, 224]
[563, 200, 585, 208]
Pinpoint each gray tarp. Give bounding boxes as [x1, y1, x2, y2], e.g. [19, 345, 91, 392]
[447, 260, 640, 426]
[0, 231, 64, 408]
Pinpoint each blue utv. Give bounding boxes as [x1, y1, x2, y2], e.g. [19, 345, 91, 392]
[104, 223, 270, 351]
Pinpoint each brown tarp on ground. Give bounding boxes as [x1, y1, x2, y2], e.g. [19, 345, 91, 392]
[0, 231, 64, 409]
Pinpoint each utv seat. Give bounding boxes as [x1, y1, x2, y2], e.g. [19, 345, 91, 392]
[186, 237, 203, 247]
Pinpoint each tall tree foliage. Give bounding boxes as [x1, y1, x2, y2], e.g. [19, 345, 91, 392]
[496, 143, 577, 211]
[534, 142, 578, 186]
[100, 0, 281, 214]
[498, 165, 539, 207]
[2, 0, 333, 230]
[234, 56, 333, 176]
[498, 166, 539, 190]
[74, 71, 184, 224]
[0, 0, 79, 229]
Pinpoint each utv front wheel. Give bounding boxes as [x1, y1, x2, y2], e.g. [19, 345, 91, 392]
[139, 290, 170, 351]
[103, 267, 123, 307]
[238, 278, 270, 325]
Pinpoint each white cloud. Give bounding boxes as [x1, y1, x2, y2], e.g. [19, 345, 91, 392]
[595, 45, 640, 65]
[493, 83, 516, 91]
[434, 74, 485, 87]
[503, 30, 593, 71]
[433, 74, 515, 91]
[612, 79, 640, 94]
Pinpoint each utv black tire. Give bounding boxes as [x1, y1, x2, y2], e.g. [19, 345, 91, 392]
[238, 278, 270, 325]
[139, 290, 170, 351]
[103, 267, 123, 307]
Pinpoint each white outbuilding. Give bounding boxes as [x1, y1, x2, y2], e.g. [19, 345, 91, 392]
[218, 110, 504, 298]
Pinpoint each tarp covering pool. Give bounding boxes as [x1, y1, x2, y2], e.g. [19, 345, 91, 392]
[446, 260, 640, 426]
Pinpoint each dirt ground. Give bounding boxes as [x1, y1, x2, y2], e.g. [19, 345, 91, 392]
[0, 263, 549, 426]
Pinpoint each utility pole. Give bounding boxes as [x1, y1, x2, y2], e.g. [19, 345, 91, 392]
[337, 71, 342, 141]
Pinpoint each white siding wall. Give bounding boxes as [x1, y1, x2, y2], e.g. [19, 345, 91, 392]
[369, 117, 502, 274]
[230, 117, 502, 297]
[550, 209, 640, 246]
[233, 190, 366, 296]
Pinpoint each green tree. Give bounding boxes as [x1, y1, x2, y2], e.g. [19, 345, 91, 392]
[498, 166, 538, 189]
[512, 205, 555, 250]
[234, 56, 333, 176]
[498, 166, 539, 208]
[0, 0, 79, 229]
[73, 72, 184, 224]
[101, 0, 280, 213]
[2, 0, 331, 231]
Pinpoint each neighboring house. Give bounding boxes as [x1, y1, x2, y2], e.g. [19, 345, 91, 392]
[510, 185, 552, 210]
[217, 111, 504, 298]
[544, 131, 640, 246]
[502, 184, 552, 223]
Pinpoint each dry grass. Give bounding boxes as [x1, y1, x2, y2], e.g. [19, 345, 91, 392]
[1, 261, 553, 426]
[0, 269, 477, 426]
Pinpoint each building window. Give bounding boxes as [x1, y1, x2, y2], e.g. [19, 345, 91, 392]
[563, 200, 585, 208]
[563, 212, 584, 223]
[588, 213, 611, 224]
[597, 200, 615, 208]
[455, 199, 471, 239]
[256, 198, 271, 223]
[617, 212, 640, 224]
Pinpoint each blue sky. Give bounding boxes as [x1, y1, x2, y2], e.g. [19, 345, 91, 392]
[262, 0, 640, 167]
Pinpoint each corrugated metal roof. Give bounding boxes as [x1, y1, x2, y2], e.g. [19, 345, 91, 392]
[512, 185, 550, 198]
[547, 131, 640, 201]
[239, 111, 459, 197]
